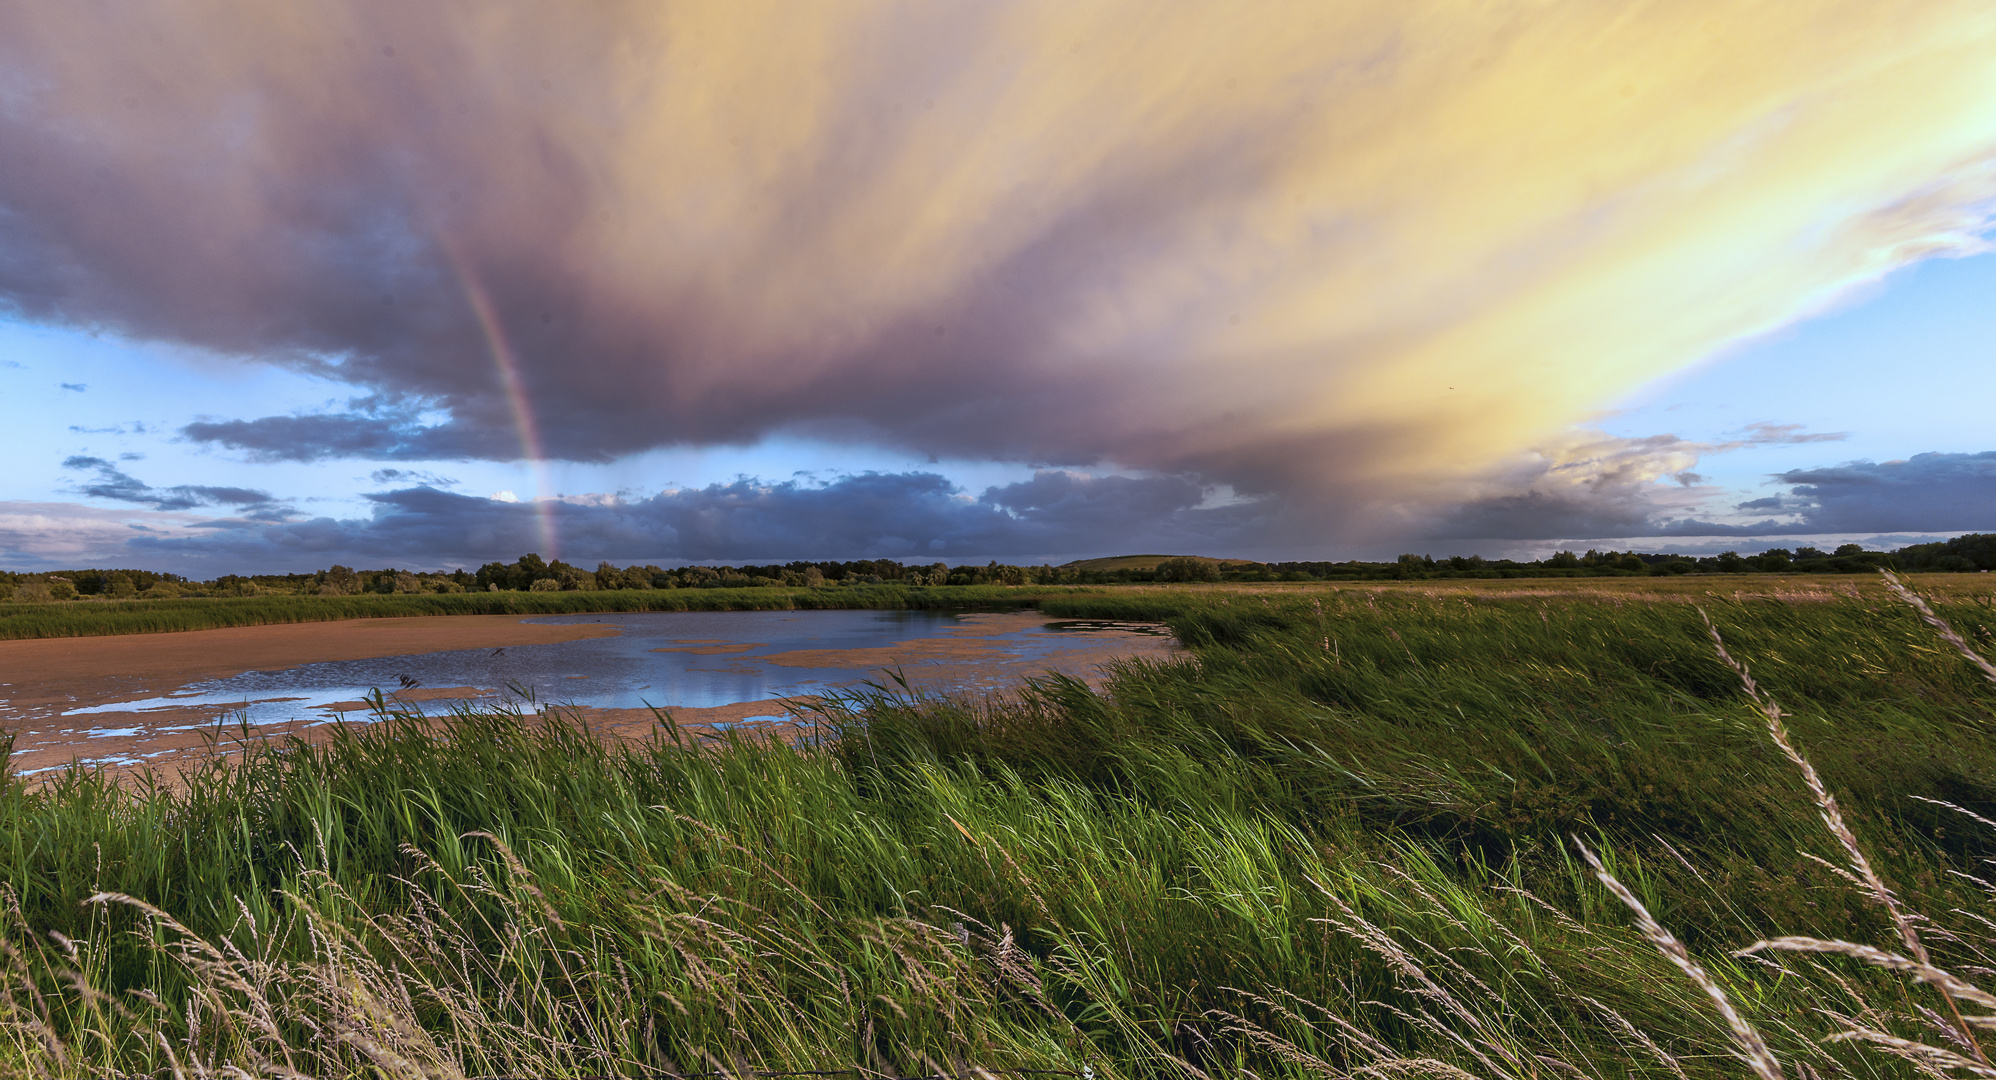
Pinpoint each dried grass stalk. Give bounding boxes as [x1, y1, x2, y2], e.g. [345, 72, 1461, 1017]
[1879, 570, 1996, 689]
[1572, 836, 1784, 1080]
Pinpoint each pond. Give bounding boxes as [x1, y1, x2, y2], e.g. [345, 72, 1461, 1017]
[9, 609, 1180, 777]
[64, 609, 1172, 722]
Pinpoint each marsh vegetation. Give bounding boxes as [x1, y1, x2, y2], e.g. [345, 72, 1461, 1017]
[6, 575, 1996, 1077]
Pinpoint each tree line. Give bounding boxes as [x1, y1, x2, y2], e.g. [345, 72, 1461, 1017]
[2, 533, 1991, 600]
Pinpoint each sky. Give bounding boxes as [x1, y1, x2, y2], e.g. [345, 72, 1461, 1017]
[1, 1, 1994, 576]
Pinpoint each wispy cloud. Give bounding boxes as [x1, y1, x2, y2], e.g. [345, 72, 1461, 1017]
[60, 456, 286, 516]
[1738, 423, 1850, 446]
[369, 468, 458, 488]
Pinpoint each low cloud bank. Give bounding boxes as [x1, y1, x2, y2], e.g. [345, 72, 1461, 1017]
[74, 470, 1271, 573]
[8, 446, 1994, 574]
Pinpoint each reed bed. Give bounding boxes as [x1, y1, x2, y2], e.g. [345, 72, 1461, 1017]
[5, 579, 1996, 1077]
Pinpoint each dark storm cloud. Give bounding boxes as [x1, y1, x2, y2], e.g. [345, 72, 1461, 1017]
[1772, 452, 1996, 533]
[3, 1, 1993, 539]
[116, 470, 1272, 571]
[61, 456, 280, 514]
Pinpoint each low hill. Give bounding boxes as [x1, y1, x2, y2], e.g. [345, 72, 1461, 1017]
[1058, 554, 1262, 572]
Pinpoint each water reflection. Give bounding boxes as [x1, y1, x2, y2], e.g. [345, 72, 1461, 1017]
[62, 609, 1171, 726]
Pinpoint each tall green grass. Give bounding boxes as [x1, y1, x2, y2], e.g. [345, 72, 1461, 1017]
[6, 584, 1996, 1076]
[0, 585, 1094, 640]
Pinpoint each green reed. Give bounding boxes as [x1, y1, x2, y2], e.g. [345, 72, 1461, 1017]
[5, 585, 1996, 1077]
[0, 585, 1090, 640]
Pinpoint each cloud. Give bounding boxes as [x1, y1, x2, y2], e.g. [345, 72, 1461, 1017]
[0, 2, 1992, 531]
[368, 467, 457, 488]
[10, 446, 1996, 573]
[1739, 423, 1849, 446]
[1421, 430, 1725, 540]
[60, 455, 282, 514]
[1430, 441, 1996, 546]
[7, 469, 1271, 572]
[182, 411, 506, 463]
[1772, 452, 1996, 533]
[58, 382, 86, 392]
[0, 500, 210, 567]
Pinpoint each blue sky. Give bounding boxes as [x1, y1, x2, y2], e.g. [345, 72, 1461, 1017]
[2, 4, 1993, 575]
[1602, 251, 1996, 480]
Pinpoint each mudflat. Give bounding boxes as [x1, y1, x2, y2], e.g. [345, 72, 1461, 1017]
[0, 615, 623, 708]
[2, 610, 1181, 784]
[1, 616, 624, 778]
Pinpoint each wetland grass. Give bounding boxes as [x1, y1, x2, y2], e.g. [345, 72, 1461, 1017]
[6, 580, 1996, 1076]
[0, 585, 1094, 641]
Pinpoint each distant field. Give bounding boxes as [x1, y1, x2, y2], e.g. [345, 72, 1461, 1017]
[3, 573, 1991, 640]
[1058, 552, 1264, 571]
[0, 584, 1102, 641]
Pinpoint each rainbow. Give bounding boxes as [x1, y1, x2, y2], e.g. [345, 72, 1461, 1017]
[443, 244, 560, 560]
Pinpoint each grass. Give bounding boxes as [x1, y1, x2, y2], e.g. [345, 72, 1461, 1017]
[0, 585, 1096, 641]
[5, 576, 1996, 1075]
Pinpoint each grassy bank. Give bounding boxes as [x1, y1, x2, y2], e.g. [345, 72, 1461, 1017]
[7, 578, 1996, 1076]
[8, 572, 1985, 642]
[0, 584, 1103, 641]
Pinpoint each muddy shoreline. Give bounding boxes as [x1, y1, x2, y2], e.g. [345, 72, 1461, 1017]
[2, 610, 1180, 784]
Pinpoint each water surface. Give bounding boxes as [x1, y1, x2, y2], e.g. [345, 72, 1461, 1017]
[61, 609, 1171, 726]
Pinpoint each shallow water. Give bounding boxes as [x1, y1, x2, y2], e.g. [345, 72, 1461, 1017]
[59, 609, 1170, 727]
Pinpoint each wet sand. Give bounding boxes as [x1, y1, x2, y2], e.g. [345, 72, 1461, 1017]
[3, 610, 1180, 785]
[1, 616, 623, 781]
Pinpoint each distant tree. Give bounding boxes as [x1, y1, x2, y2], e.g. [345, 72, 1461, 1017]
[1155, 557, 1221, 583]
[1898, 533, 1996, 572]
[803, 566, 826, 588]
[529, 578, 560, 592]
[1545, 551, 1580, 569]
[320, 565, 358, 596]
[1834, 543, 1866, 557]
